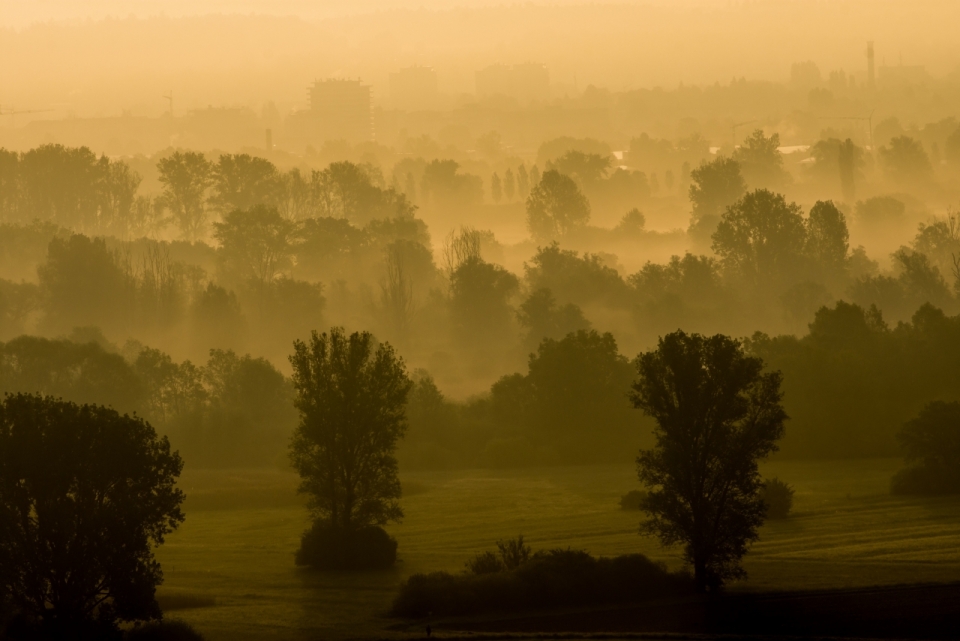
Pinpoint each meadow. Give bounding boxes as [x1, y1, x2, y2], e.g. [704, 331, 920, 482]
[155, 459, 960, 640]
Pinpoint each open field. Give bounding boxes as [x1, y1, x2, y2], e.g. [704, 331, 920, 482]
[155, 459, 960, 640]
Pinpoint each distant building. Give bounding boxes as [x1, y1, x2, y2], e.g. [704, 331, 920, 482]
[389, 66, 439, 111]
[475, 63, 549, 103]
[295, 79, 373, 143]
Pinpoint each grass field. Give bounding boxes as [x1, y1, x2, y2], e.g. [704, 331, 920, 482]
[155, 458, 960, 640]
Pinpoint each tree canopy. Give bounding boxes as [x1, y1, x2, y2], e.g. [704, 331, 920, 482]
[631, 331, 787, 591]
[0, 394, 184, 637]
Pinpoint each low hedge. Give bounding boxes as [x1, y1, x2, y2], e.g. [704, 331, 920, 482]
[391, 549, 692, 618]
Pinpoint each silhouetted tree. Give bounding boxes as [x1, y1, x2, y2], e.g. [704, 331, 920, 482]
[210, 153, 281, 214]
[420, 160, 483, 209]
[289, 328, 412, 566]
[879, 136, 933, 184]
[517, 288, 591, 349]
[157, 151, 214, 241]
[732, 129, 787, 189]
[892, 400, 960, 494]
[711, 189, 806, 288]
[38, 234, 132, 337]
[0, 394, 184, 638]
[687, 157, 746, 245]
[490, 172, 503, 203]
[517, 164, 530, 197]
[313, 161, 415, 224]
[631, 331, 787, 591]
[504, 168, 516, 201]
[805, 200, 849, 281]
[525, 170, 590, 241]
[549, 150, 612, 189]
[0, 149, 19, 223]
[450, 256, 519, 345]
[213, 205, 296, 296]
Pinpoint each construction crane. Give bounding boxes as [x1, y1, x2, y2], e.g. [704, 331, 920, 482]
[163, 91, 173, 117]
[0, 105, 54, 128]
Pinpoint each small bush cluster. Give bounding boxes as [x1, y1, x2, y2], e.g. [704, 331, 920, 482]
[126, 620, 205, 641]
[295, 522, 398, 570]
[392, 547, 692, 618]
[465, 535, 532, 574]
[619, 489, 648, 510]
[761, 477, 795, 519]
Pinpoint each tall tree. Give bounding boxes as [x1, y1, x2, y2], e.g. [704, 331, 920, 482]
[0, 394, 184, 637]
[805, 200, 849, 281]
[210, 154, 281, 214]
[490, 172, 503, 204]
[157, 151, 214, 241]
[687, 156, 746, 245]
[525, 169, 591, 241]
[732, 129, 787, 189]
[504, 168, 516, 201]
[289, 328, 412, 536]
[631, 331, 787, 592]
[711, 189, 806, 288]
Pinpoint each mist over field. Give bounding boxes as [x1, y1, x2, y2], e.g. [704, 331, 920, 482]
[3, 2, 960, 640]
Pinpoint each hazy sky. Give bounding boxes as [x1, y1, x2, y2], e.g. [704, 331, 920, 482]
[2, 1, 959, 118]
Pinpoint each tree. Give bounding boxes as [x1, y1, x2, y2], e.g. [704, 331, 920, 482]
[805, 200, 849, 280]
[289, 328, 412, 567]
[157, 151, 214, 241]
[687, 157, 746, 244]
[490, 172, 503, 203]
[213, 205, 296, 292]
[0, 394, 184, 637]
[38, 234, 132, 337]
[517, 288, 591, 349]
[525, 170, 591, 241]
[504, 168, 516, 201]
[879, 136, 933, 183]
[732, 129, 787, 189]
[449, 256, 519, 345]
[210, 154, 281, 214]
[312, 161, 416, 224]
[517, 164, 530, 198]
[631, 331, 787, 591]
[711, 189, 807, 288]
[420, 160, 483, 209]
[549, 150, 612, 188]
[892, 400, 960, 495]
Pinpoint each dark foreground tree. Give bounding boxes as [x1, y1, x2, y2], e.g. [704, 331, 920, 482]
[631, 331, 787, 592]
[891, 400, 960, 495]
[0, 394, 185, 639]
[289, 328, 412, 570]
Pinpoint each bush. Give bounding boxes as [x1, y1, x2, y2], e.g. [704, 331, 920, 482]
[761, 477, 795, 519]
[891, 401, 960, 495]
[891, 464, 960, 495]
[619, 489, 648, 510]
[126, 620, 205, 641]
[295, 522, 398, 570]
[392, 549, 692, 618]
[465, 550, 504, 575]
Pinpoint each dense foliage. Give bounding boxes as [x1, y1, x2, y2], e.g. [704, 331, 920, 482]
[632, 331, 787, 591]
[0, 394, 184, 638]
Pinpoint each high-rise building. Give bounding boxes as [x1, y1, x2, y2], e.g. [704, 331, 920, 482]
[305, 79, 373, 142]
[389, 66, 439, 111]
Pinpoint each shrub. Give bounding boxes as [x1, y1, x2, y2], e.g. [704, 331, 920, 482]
[496, 535, 531, 569]
[465, 551, 504, 575]
[295, 522, 397, 570]
[891, 401, 960, 495]
[619, 489, 648, 510]
[126, 620, 205, 641]
[761, 477, 795, 519]
[392, 549, 692, 618]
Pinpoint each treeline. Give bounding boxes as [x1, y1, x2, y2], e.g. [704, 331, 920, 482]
[0, 335, 294, 467]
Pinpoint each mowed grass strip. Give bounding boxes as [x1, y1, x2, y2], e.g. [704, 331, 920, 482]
[155, 459, 960, 640]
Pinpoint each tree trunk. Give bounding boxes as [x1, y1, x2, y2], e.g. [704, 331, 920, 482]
[694, 557, 708, 593]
